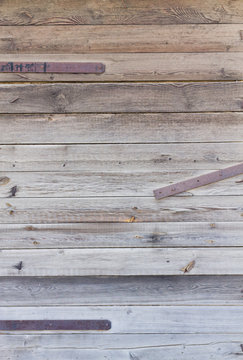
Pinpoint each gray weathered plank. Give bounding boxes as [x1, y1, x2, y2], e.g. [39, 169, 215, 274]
[0, 222, 242, 249]
[1, 171, 242, 197]
[1, 82, 243, 113]
[2, 248, 243, 276]
[1, 0, 243, 25]
[0, 196, 242, 223]
[0, 306, 243, 333]
[0, 143, 242, 171]
[0, 276, 243, 305]
[1, 25, 243, 53]
[1, 334, 243, 360]
[1, 53, 243, 81]
[0, 113, 242, 144]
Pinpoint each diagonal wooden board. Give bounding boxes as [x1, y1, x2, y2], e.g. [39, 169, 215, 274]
[154, 163, 243, 200]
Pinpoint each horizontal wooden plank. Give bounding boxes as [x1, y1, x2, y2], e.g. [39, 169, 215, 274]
[0, 196, 242, 223]
[0, 276, 243, 305]
[2, 82, 243, 113]
[0, 222, 242, 249]
[1, 334, 243, 360]
[1, 53, 243, 81]
[0, 171, 242, 197]
[1, 25, 243, 53]
[0, 113, 242, 144]
[0, 143, 242, 171]
[1, 333, 243, 349]
[2, 248, 243, 275]
[0, 306, 243, 333]
[1, 0, 243, 25]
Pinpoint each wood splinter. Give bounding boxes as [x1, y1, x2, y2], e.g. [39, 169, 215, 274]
[181, 260, 195, 274]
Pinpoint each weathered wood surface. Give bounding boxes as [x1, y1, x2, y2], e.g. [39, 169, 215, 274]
[2, 342, 243, 359]
[1, 0, 243, 25]
[0, 276, 243, 305]
[0, 171, 242, 197]
[0, 196, 242, 223]
[1, 306, 243, 333]
[2, 248, 243, 276]
[2, 82, 243, 113]
[1, 53, 243, 81]
[0, 222, 242, 249]
[2, 334, 243, 360]
[1, 113, 242, 144]
[0, 143, 242, 171]
[1, 25, 243, 53]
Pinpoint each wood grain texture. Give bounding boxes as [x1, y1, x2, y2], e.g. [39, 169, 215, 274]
[1, 306, 243, 333]
[1, 0, 243, 25]
[0, 171, 242, 197]
[0, 143, 242, 171]
[2, 340, 243, 359]
[1, 334, 243, 360]
[2, 248, 243, 275]
[0, 222, 242, 249]
[0, 196, 242, 223]
[1, 82, 243, 113]
[1, 53, 243, 81]
[1, 113, 242, 144]
[0, 276, 243, 305]
[0, 25, 243, 54]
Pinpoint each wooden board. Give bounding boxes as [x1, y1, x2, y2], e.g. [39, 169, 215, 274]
[1, 82, 243, 113]
[0, 143, 241, 171]
[1, 0, 243, 25]
[1, 334, 243, 360]
[0, 306, 243, 333]
[0, 196, 242, 223]
[1, 53, 243, 81]
[0, 171, 242, 197]
[1, 25, 243, 54]
[0, 275, 243, 305]
[0, 113, 242, 144]
[0, 222, 242, 249]
[2, 248, 243, 276]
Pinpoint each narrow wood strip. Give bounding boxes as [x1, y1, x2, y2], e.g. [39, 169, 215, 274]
[1, 82, 243, 113]
[0, 196, 241, 223]
[1, 0, 243, 25]
[0, 223, 242, 249]
[0, 113, 242, 144]
[1, 53, 243, 81]
[2, 248, 243, 275]
[0, 143, 241, 171]
[0, 25, 243, 54]
[0, 320, 111, 331]
[154, 163, 243, 199]
[1, 170, 242, 197]
[0, 276, 243, 305]
[0, 306, 243, 333]
[0, 62, 105, 73]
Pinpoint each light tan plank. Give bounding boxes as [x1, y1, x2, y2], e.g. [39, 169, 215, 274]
[0, 113, 242, 144]
[0, 25, 243, 54]
[2, 248, 243, 276]
[0, 143, 242, 171]
[1, 53, 243, 81]
[1, 0, 243, 25]
[0, 171, 242, 197]
[0, 276, 243, 305]
[1, 82, 243, 113]
[0, 222, 242, 249]
[0, 306, 243, 333]
[0, 196, 241, 223]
